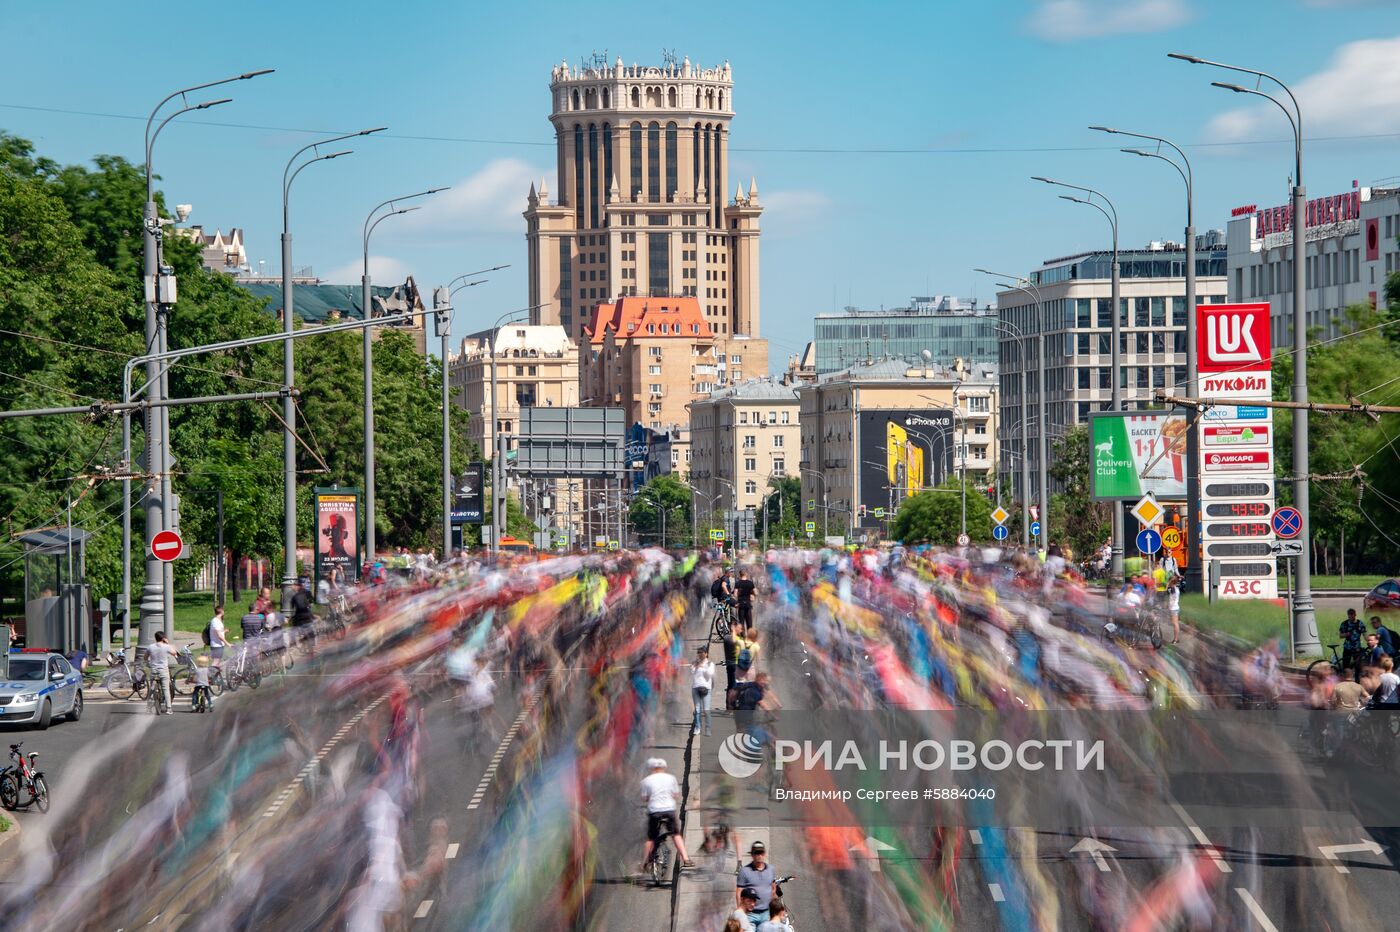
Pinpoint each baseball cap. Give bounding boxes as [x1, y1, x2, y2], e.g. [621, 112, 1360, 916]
[647, 757, 667, 769]
[750, 840, 766, 854]
[739, 886, 759, 901]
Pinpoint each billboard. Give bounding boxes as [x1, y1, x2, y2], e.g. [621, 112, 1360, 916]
[857, 409, 953, 524]
[515, 406, 626, 478]
[452, 462, 485, 525]
[313, 487, 360, 586]
[1089, 411, 1189, 501]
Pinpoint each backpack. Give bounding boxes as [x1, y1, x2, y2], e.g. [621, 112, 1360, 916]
[201, 622, 212, 647]
[735, 682, 764, 711]
[710, 577, 726, 600]
[737, 644, 753, 669]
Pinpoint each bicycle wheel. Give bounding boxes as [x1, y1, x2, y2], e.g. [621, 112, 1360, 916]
[247, 665, 262, 690]
[172, 668, 195, 697]
[0, 773, 18, 810]
[105, 668, 134, 701]
[650, 845, 670, 886]
[1149, 623, 1164, 650]
[1306, 659, 1336, 686]
[133, 673, 149, 701]
[31, 775, 49, 813]
[209, 670, 225, 697]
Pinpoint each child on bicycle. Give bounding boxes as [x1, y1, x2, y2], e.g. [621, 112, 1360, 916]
[191, 654, 214, 712]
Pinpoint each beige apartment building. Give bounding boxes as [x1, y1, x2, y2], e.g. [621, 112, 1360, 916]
[690, 381, 800, 526]
[523, 55, 762, 343]
[580, 296, 768, 432]
[449, 324, 579, 460]
[798, 359, 999, 535]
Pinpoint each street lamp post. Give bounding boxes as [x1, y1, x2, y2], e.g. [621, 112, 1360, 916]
[993, 320, 1031, 549]
[487, 307, 542, 551]
[978, 271, 1044, 551]
[1170, 52, 1318, 653]
[1090, 125, 1201, 591]
[280, 127, 382, 609]
[1029, 181, 1122, 576]
[361, 187, 448, 564]
[135, 69, 270, 645]
[799, 466, 828, 539]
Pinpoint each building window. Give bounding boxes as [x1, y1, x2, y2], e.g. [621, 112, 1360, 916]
[573, 124, 585, 226]
[649, 365, 662, 375]
[968, 396, 989, 413]
[780, 411, 790, 424]
[744, 457, 757, 471]
[647, 122, 660, 202]
[588, 123, 599, 227]
[745, 480, 757, 495]
[767, 411, 777, 424]
[649, 346, 663, 357]
[773, 435, 784, 448]
[648, 232, 669, 295]
[665, 122, 678, 201]
[649, 383, 662, 394]
[739, 411, 748, 424]
[743, 435, 756, 449]
[772, 458, 785, 476]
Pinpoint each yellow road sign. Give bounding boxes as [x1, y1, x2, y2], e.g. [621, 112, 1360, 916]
[1130, 494, 1163, 527]
[991, 506, 1009, 525]
[1161, 527, 1182, 550]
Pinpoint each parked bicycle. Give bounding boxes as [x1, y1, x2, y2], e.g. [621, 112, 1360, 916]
[1307, 644, 1349, 685]
[0, 743, 49, 813]
[709, 600, 734, 645]
[222, 642, 262, 693]
[102, 651, 149, 701]
[1102, 603, 1164, 650]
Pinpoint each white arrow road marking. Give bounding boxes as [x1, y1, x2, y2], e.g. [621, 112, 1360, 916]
[1169, 800, 1232, 874]
[1069, 837, 1116, 873]
[848, 837, 897, 872]
[1319, 840, 1385, 874]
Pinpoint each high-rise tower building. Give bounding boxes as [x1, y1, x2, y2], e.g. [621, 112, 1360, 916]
[524, 55, 762, 343]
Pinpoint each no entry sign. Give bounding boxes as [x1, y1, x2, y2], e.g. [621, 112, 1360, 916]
[150, 529, 184, 562]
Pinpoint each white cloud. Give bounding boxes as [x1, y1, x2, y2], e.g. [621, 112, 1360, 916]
[399, 158, 546, 235]
[1204, 35, 1400, 142]
[1025, 0, 1192, 42]
[761, 189, 831, 221]
[324, 255, 410, 284]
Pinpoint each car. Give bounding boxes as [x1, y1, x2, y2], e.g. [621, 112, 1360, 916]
[0, 649, 83, 730]
[1362, 579, 1400, 615]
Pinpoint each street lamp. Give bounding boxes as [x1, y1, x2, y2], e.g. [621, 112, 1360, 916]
[135, 69, 270, 645]
[279, 127, 383, 609]
[360, 186, 448, 563]
[1029, 180, 1122, 574]
[977, 269, 1043, 551]
[1170, 52, 1317, 654]
[1090, 125, 1203, 592]
[488, 307, 536, 551]
[799, 466, 829, 539]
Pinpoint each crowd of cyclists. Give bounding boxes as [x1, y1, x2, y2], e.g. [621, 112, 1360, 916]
[5, 540, 1397, 929]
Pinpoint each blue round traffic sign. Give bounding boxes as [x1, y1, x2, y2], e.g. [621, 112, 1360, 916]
[1136, 528, 1162, 555]
[1272, 506, 1302, 540]
[993, 524, 1009, 541]
[1030, 520, 1042, 537]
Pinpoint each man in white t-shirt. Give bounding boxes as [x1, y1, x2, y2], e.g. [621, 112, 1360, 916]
[207, 606, 228, 662]
[640, 758, 693, 873]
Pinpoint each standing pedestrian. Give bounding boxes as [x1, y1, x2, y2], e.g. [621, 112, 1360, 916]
[735, 568, 759, 631]
[691, 646, 715, 737]
[736, 841, 777, 926]
[145, 630, 177, 714]
[205, 604, 228, 664]
[1167, 575, 1181, 644]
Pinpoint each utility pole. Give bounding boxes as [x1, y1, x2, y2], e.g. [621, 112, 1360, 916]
[434, 286, 453, 561]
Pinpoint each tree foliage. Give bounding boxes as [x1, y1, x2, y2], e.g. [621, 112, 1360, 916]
[761, 475, 801, 543]
[0, 131, 473, 603]
[891, 479, 993, 546]
[1047, 424, 1110, 560]
[628, 474, 693, 547]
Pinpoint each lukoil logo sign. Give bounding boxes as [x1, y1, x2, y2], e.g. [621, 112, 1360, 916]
[1198, 303, 1271, 373]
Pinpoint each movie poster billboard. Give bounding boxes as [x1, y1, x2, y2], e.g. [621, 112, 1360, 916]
[857, 409, 954, 525]
[313, 487, 360, 586]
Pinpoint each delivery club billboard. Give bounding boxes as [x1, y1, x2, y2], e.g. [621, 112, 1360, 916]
[1089, 411, 1188, 501]
[857, 409, 954, 524]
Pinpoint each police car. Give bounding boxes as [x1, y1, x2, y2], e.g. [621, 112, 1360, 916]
[0, 649, 83, 729]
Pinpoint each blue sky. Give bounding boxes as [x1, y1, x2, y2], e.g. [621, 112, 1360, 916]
[4, 0, 1399, 370]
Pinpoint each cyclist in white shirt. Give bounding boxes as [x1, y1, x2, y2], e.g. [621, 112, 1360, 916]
[640, 758, 693, 873]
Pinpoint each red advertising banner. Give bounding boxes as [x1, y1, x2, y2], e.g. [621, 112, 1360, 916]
[1197, 303, 1271, 373]
[1203, 450, 1272, 472]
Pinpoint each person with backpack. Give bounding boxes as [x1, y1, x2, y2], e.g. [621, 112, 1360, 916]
[735, 627, 760, 681]
[203, 605, 228, 663]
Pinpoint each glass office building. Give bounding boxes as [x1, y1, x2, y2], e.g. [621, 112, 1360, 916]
[812, 296, 998, 375]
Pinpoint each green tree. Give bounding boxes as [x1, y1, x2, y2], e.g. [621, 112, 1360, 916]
[628, 474, 693, 547]
[761, 475, 801, 543]
[891, 479, 993, 545]
[1047, 424, 1110, 560]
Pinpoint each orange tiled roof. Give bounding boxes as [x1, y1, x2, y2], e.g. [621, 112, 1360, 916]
[583, 296, 713, 344]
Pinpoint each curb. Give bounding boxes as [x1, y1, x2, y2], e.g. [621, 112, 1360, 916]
[0, 813, 22, 856]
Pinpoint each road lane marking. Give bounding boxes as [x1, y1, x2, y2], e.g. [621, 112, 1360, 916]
[263, 694, 387, 819]
[467, 684, 543, 812]
[1169, 801, 1232, 874]
[445, 843, 459, 859]
[414, 899, 434, 919]
[969, 829, 983, 845]
[988, 882, 1005, 902]
[1235, 888, 1279, 932]
[1319, 840, 1384, 874]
